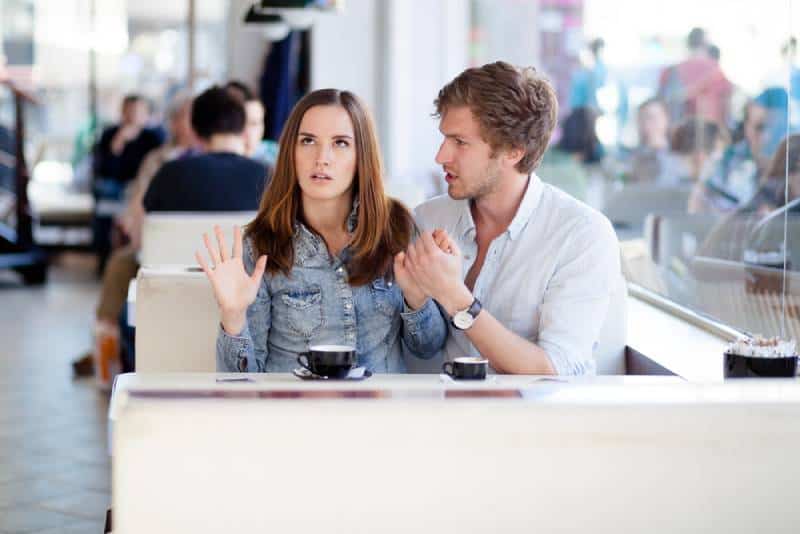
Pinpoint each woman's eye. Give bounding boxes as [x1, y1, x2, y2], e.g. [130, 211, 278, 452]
[299, 137, 314, 145]
[335, 139, 350, 148]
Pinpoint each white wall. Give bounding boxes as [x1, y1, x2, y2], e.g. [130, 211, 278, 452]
[382, 0, 469, 204]
[309, 0, 470, 207]
[310, 0, 380, 114]
[226, 0, 272, 93]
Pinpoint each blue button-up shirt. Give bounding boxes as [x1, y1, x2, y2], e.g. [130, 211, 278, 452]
[216, 221, 447, 373]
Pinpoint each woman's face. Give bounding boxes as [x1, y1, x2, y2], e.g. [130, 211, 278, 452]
[294, 105, 357, 204]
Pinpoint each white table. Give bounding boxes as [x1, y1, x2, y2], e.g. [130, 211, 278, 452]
[110, 373, 800, 533]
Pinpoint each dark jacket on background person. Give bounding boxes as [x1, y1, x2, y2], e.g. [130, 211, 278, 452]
[142, 152, 269, 212]
[93, 126, 164, 185]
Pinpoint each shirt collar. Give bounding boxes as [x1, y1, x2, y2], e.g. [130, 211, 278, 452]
[507, 173, 544, 241]
[293, 197, 360, 264]
[453, 173, 544, 242]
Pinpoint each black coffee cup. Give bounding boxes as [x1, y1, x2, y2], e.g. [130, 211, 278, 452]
[442, 357, 488, 380]
[297, 345, 356, 379]
[724, 352, 798, 378]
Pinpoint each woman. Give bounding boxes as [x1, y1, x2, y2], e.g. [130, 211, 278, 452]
[197, 89, 447, 373]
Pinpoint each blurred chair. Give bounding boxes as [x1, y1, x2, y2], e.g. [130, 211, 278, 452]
[644, 213, 721, 266]
[135, 267, 218, 372]
[140, 211, 256, 266]
[603, 184, 691, 237]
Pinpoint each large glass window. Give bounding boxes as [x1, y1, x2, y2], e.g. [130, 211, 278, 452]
[472, 0, 798, 341]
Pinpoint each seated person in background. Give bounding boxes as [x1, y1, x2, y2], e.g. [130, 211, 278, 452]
[143, 86, 270, 212]
[93, 94, 164, 272]
[699, 134, 800, 262]
[624, 98, 685, 186]
[94, 94, 164, 190]
[404, 62, 621, 375]
[225, 80, 279, 168]
[118, 94, 199, 249]
[199, 89, 447, 373]
[72, 95, 197, 377]
[668, 118, 730, 214]
[704, 99, 771, 207]
[118, 87, 269, 372]
[537, 107, 602, 201]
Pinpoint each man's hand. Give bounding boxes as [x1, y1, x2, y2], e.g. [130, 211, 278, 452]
[403, 230, 473, 315]
[111, 125, 142, 155]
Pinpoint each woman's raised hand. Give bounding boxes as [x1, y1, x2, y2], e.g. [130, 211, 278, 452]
[196, 225, 267, 335]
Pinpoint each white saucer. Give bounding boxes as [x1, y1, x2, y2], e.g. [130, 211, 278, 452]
[293, 366, 372, 381]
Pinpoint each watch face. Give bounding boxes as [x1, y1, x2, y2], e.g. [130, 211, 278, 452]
[453, 311, 474, 330]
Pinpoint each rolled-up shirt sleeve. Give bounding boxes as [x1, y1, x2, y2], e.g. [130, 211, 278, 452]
[537, 213, 621, 375]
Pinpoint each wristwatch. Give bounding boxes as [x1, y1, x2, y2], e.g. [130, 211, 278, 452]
[451, 297, 482, 330]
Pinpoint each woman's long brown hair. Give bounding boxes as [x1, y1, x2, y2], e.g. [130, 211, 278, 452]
[246, 89, 415, 286]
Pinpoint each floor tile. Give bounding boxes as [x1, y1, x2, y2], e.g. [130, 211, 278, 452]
[0, 257, 109, 533]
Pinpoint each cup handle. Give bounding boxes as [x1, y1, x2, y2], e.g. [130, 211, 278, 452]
[442, 362, 454, 377]
[297, 353, 311, 371]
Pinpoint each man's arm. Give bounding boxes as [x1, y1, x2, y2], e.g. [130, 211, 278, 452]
[414, 245, 556, 375]
[405, 219, 619, 375]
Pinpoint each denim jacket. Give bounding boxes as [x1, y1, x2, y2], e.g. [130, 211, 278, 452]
[216, 221, 447, 373]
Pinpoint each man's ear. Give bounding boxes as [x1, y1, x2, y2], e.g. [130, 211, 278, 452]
[503, 146, 525, 169]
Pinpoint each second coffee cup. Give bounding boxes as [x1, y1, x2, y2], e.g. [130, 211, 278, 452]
[442, 357, 488, 380]
[297, 345, 356, 378]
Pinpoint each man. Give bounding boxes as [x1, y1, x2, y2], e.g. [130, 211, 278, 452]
[94, 94, 164, 188]
[93, 94, 164, 271]
[72, 95, 199, 379]
[143, 86, 269, 212]
[657, 27, 732, 126]
[224, 80, 279, 167]
[399, 61, 621, 375]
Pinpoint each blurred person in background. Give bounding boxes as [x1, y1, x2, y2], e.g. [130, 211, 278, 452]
[72, 95, 198, 378]
[538, 107, 603, 201]
[225, 80, 279, 168]
[117, 94, 199, 249]
[658, 27, 733, 126]
[624, 97, 685, 186]
[669, 118, 730, 214]
[142, 85, 269, 212]
[92, 94, 164, 273]
[699, 134, 800, 262]
[569, 37, 628, 146]
[705, 99, 773, 208]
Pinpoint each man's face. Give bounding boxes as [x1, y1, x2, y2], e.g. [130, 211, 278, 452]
[638, 102, 669, 146]
[435, 106, 502, 200]
[244, 101, 266, 157]
[122, 100, 149, 128]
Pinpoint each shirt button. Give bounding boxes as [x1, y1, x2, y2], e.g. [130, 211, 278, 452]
[337, 267, 344, 274]
[345, 303, 352, 310]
